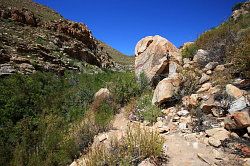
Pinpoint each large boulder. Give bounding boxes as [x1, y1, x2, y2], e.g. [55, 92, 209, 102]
[225, 109, 250, 130]
[226, 84, 243, 99]
[193, 49, 210, 65]
[94, 88, 111, 101]
[228, 96, 249, 114]
[152, 73, 182, 105]
[135, 35, 181, 85]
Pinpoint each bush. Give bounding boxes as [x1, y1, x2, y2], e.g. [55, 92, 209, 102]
[111, 71, 141, 105]
[136, 92, 162, 124]
[227, 28, 250, 78]
[85, 124, 165, 165]
[0, 70, 143, 166]
[194, 11, 250, 65]
[181, 43, 198, 59]
[179, 69, 200, 97]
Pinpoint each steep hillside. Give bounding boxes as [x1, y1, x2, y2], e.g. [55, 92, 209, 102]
[181, 1, 250, 79]
[0, 0, 132, 76]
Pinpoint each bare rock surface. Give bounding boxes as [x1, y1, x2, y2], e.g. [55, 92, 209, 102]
[135, 35, 181, 84]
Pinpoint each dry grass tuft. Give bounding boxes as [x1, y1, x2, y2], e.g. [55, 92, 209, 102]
[85, 124, 166, 166]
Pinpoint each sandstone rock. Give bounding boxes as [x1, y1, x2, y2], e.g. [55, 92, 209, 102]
[244, 158, 250, 166]
[205, 62, 219, 70]
[46, 20, 95, 49]
[205, 128, 230, 141]
[199, 73, 210, 84]
[200, 95, 220, 113]
[94, 88, 111, 100]
[231, 132, 240, 139]
[70, 161, 78, 166]
[208, 137, 221, 147]
[197, 82, 212, 93]
[214, 64, 225, 71]
[182, 94, 199, 108]
[197, 153, 214, 165]
[172, 116, 180, 122]
[152, 73, 181, 105]
[138, 158, 154, 166]
[207, 86, 221, 95]
[135, 35, 181, 84]
[183, 63, 192, 69]
[212, 149, 224, 159]
[242, 146, 250, 157]
[162, 107, 177, 115]
[193, 49, 210, 65]
[206, 70, 212, 75]
[153, 121, 169, 133]
[226, 84, 243, 99]
[225, 110, 250, 131]
[97, 133, 108, 142]
[228, 96, 249, 114]
[183, 58, 191, 64]
[177, 109, 189, 116]
[179, 122, 187, 130]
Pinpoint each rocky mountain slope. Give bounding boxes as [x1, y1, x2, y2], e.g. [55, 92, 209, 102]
[71, 2, 250, 166]
[0, 0, 133, 75]
[1, 1, 250, 166]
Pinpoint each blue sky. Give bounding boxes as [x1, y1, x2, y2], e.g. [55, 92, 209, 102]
[35, 0, 244, 55]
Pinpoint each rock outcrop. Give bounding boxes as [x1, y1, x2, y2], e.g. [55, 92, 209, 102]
[135, 35, 181, 85]
[0, 7, 38, 26]
[0, 4, 128, 76]
[193, 49, 210, 66]
[152, 73, 182, 105]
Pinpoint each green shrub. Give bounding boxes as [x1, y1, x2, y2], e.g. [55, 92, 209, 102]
[181, 43, 198, 59]
[136, 92, 162, 124]
[36, 36, 46, 45]
[0, 70, 143, 166]
[94, 101, 116, 131]
[179, 69, 200, 97]
[111, 71, 141, 105]
[227, 28, 250, 78]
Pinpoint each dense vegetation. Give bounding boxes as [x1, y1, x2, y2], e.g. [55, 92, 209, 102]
[0, 71, 144, 166]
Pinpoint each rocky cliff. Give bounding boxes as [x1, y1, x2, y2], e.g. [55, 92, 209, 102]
[0, 0, 132, 76]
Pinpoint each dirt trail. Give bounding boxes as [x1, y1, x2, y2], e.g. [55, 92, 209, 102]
[71, 108, 238, 166]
